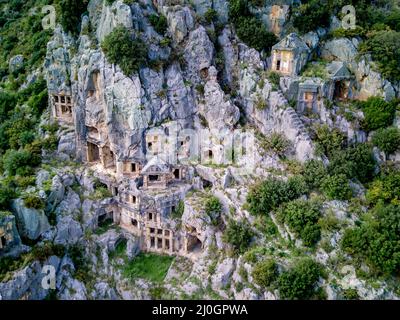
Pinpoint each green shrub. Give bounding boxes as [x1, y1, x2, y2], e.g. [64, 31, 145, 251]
[223, 219, 254, 255]
[278, 199, 322, 246]
[331, 26, 366, 38]
[359, 30, 400, 81]
[205, 196, 222, 225]
[313, 124, 346, 158]
[302, 160, 327, 190]
[372, 127, 400, 155]
[262, 132, 291, 157]
[149, 14, 168, 35]
[292, 0, 330, 34]
[366, 169, 400, 206]
[267, 71, 281, 88]
[0, 91, 18, 122]
[341, 204, 400, 275]
[252, 259, 278, 288]
[327, 144, 376, 183]
[228, 0, 277, 52]
[0, 184, 15, 210]
[358, 97, 397, 131]
[234, 16, 277, 52]
[246, 176, 307, 216]
[31, 242, 65, 262]
[2, 149, 40, 176]
[23, 195, 45, 210]
[172, 200, 185, 219]
[342, 288, 360, 300]
[55, 0, 89, 35]
[321, 174, 352, 201]
[277, 258, 323, 300]
[204, 8, 218, 24]
[101, 26, 148, 75]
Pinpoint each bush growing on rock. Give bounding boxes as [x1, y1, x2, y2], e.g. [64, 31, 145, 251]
[2, 149, 40, 176]
[302, 160, 327, 190]
[277, 199, 322, 246]
[205, 196, 222, 226]
[321, 174, 352, 201]
[252, 259, 278, 288]
[372, 127, 400, 155]
[223, 219, 254, 255]
[55, 0, 89, 35]
[246, 176, 307, 216]
[149, 14, 168, 35]
[327, 144, 376, 183]
[359, 30, 400, 81]
[341, 204, 400, 275]
[313, 124, 346, 158]
[277, 258, 323, 300]
[0, 184, 15, 210]
[23, 194, 45, 210]
[228, 0, 277, 52]
[358, 97, 397, 131]
[262, 132, 291, 157]
[291, 0, 331, 34]
[101, 26, 148, 75]
[234, 16, 278, 52]
[366, 168, 400, 206]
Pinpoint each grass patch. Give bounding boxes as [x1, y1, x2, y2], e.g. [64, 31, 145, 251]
[122, 253, 174, 283]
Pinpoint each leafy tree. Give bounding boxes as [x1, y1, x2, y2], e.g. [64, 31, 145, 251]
[278, 199, 322, 246]
[55, 0, 89, 35]
[101, 26, 148, 75]
[327, 144, 376, 183]
[228, 0, 277, 52]
[292, 0, 331, 34]
[358, 97, 397, 131]
[223, 219, 254, 255]
[372, 127, 400, 155]
[313, 124, 346, 158]
[277, 258, 323, 299]
[366, 169, 400, 206]
[0, 184, 15, 210]
[246, 176, 307, 215]
[359, 31, 400, 81]
[2, 149, 40, 176]
[321, 174, 352, 201]
[341, 204, 400, 275]
[302, 160, 327, 190]
[234, 16, 278, 52]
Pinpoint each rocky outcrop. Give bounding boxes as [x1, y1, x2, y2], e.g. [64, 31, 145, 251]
[11, 199, 51, 241]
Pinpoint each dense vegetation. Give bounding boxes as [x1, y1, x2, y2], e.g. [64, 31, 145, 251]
[342, 204, 400, 275]
[228, 0, 277, 52]
[101, 26, 148, 76]
[277, 199, 322, 246]
[277, 258, 323, 299]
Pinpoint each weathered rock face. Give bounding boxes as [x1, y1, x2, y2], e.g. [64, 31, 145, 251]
[11, 199, 51, 241]
[89, 0, 133, 42]
[0, 214, 21, 256]
[184, 26, 215, 83]
[44, 28, 73, 95]
[200, 67, 240, 132]
[0, 256, 60, 300]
